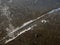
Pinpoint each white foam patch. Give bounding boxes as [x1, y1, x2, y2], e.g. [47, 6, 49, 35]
[1, 5, 12, 21]
[7, 20, 35, 35]
[41, 20, 47, 23]
[48, 8, 60, 14]
[6, 24, 15, 37]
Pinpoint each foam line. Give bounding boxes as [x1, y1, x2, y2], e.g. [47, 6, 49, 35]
[5, 24, 37, 44]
